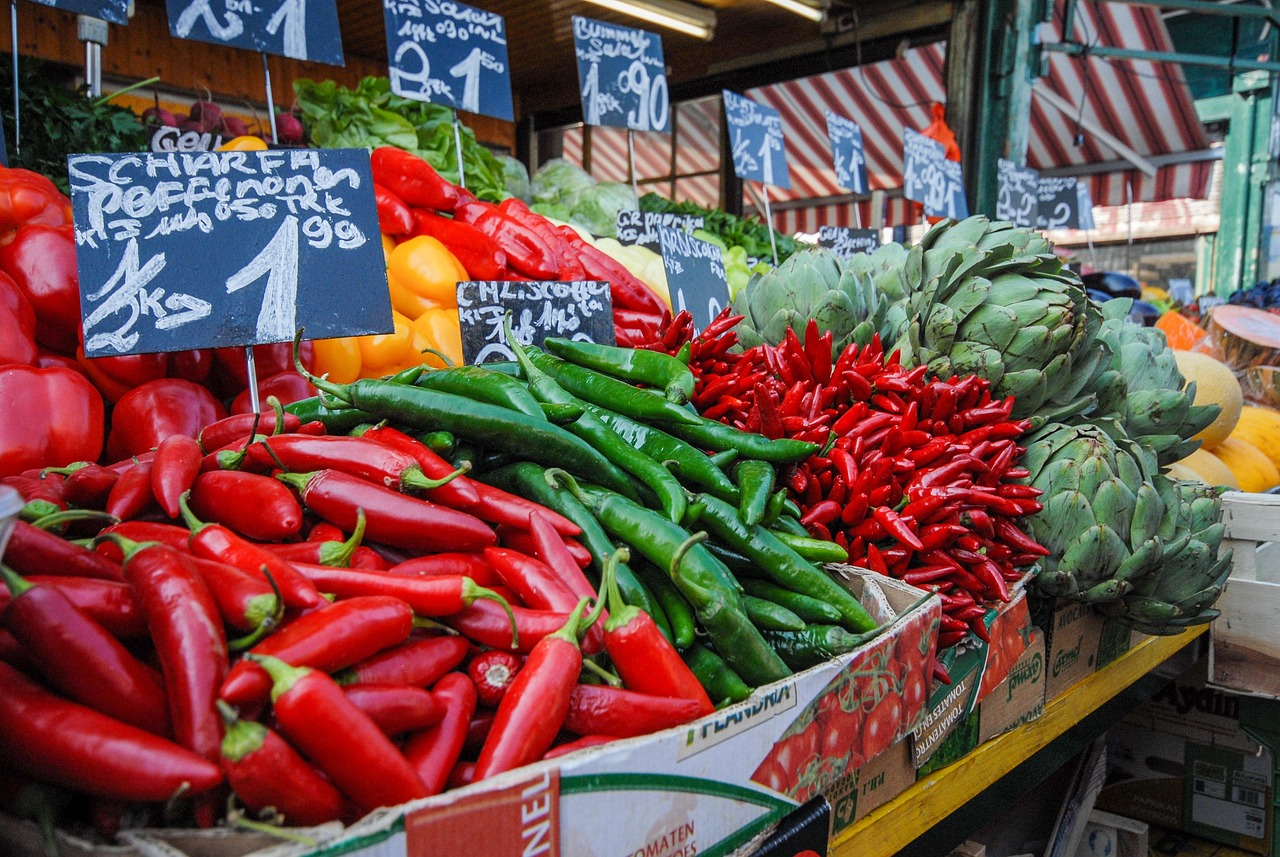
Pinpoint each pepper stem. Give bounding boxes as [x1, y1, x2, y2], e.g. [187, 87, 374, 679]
[91, 532, 152, 564]
[550, 597, 591, 646]
[253, 438, 290, 472]
[399, 462, 471, 493]
[274, 471, 315, 496]
[318, 509, 366, 567]
[601, 548, 641, 634]
[267, 396, 287, 436]
[411, 616, 460, 634]
[581, 657, 623, 688]
[292, 328, 352, 405]
[461, 581, 519, 649]
[226, 566, 285, 653]
[0, 564, 32, 597]
[39, 462, 91, 477]
[31, 508, 118, 532]
[419, 346, 456, 368]
[245, 653, 311, 703]
[669, 531, 709, 580]
[545, 468, 589, 506]
[177, 491, 210, 535]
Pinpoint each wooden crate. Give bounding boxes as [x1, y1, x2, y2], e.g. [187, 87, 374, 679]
[1209, 492, 1280, 699]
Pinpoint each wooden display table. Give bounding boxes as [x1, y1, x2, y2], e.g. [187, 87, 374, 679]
[831, 627, 1207, 857]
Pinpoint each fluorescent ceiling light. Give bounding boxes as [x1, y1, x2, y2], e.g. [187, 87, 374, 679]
[580, 0, 717, 40]
[762, 0, 825, 22]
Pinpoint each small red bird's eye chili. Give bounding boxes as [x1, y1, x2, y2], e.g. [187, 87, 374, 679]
[334, 635, 471, 688]
[250, 654, 428, 814]
[468, 650, 522, 707]
[404, 672, 477, 796]
[342, 683, 446, 736]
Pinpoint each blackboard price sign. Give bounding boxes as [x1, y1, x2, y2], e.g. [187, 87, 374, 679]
[572, 16, 669, 133]
[456, 279, 615, 365]
[1036, 176, 1081, 229]
[902, 128, 968, 220]
[996, 159, 1039, 228]
[165, 0, 344, 65]
[69, 149, 390, 357]
[826, 110, 867, 195]
[659, 226, 727, 335]
[384, 0, 513, 122]
[149, 125, 225, 153]
[30, 0, 129, 25]
[817, 226, 879, 261]
[723, 89, 790, 189]
[615, 210, 703, 252]
[1077, 181, 1096, 230]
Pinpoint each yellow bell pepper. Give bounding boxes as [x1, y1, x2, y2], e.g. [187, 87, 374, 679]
[381, 233, 397, 267]
[410, 307, 464, 368]
[309, 336, 363, 384]
[388, 236, 468, 310]
[217, 135, 269, 151]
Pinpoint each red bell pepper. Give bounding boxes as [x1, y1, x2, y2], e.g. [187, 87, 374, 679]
[0, 565, 170, 736]
[0, 224, 80, 353]
[370, 147, 467, 213]
[343, 683, 446, 736]
[105, 378, 226, 462]
[230, 371, 315, 415]
[409, 208, 509, 280]
[403, 672, 477, 796]
[334, 635, 471, 688]
[0, 168, 72, 240]
[0, 271, 36, 367]
[373, 182, 414, 236]
[250, 654, 429, 815]
[209, 341, 315, 398]
[75, 348, 169, 404]
[0, 661, 222, 803]
[0, 365, 104, 478]
[217, 701, 344, 826]
[169, 348, 213, 384]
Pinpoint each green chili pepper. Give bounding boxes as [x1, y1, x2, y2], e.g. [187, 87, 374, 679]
[771, 531, 851, 564]
[743, 595, 806, 632]
[709, 449, 739, 469]
[706, 542, 761, 577]
[686, 493, 877, 633]
[666, 418, 819, 463]
[770, 515, 811, 537]
[417, 430, 456, 456]
[734, 460, 775, 528]
[761, 488, 788, 527]
[549, 471, 789, 686]
[508, 329, 685, 524]
[284, 397, 377, 434]
[527, 349, 702, 426]
[414, 365, 545, 419]
[580, 403, 739, 502]
[479, 361, 522, 376]
[634, 562, 696, 649]
[544, 337, 697, 405]
[539, 401, 585, 423]
[762, 625, 885, 671]
[449, 443, 480, 471]
[741, 578, 844, 624]
[478, 462, 657, 620]
[683, 643, 752, 706]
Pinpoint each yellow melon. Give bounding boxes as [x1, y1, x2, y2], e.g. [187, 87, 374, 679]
[1173, 351, 1244, 450]
[1230, 405, 1280, 473]
[1165, 462, 1206, 483]
[1173, 447, 1240, 489]
[1208, 436, 1279, 493]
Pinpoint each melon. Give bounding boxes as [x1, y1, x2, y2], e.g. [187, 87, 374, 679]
[1230, 405, 1280, 473]
[1165, 462, 1205, 483]
[1208, 436, 1279, 493]
[1173, 350, 1243, 450]
[1173, 447, 1240, 490]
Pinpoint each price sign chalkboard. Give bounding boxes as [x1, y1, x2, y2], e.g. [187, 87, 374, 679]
[149, 125, 225, 154]
[572, 16, 669, 133]
[615, 210, 703, 252]
[30, 0, 129, 25]
[996, 159, 1039, 228]
[455, 280, 614, 365]
[1036, 176, 1082, 229]
[1077, 181, 1096, 230]
[69, 149, 390, 357]
[902, 128, 968, 220]
[723, 90, 790, 189]
[659, 226, 728, 335]
[826, 110, 867, 195]
[384, 0, 513, 122]
[817, 226, 879, 261]
[165, 0, 344, 65]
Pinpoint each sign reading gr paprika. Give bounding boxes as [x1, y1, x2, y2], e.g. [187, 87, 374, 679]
[455, 279, 615, 365]
[67, 149, 392, 358]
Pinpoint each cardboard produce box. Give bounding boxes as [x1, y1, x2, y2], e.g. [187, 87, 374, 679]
[1096, 661, 1273, 855]
[0, 570, 941, 857]
[1035, 598, 1134, 702]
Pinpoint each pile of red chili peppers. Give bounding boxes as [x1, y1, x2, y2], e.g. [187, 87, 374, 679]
[0, 409, 712, 832]
[642, 310, 1050, 649]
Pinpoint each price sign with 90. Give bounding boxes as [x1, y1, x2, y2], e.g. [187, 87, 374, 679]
[68, 149, 392, 357]
[384, 0, 514, 121]
[572, 16, 669, 133]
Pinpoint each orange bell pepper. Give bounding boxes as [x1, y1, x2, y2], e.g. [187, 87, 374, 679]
[388, 236, 467, 311]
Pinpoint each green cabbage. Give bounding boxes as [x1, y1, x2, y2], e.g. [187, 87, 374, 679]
[569, 182, 638, 238]
[531, 159, 595, 208]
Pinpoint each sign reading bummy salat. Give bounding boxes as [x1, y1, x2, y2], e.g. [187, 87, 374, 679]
[573, 15, 670, 133]
[68, 149, 391, 357]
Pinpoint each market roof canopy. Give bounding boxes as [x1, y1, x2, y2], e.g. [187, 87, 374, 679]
[563, 0, 1211, 230]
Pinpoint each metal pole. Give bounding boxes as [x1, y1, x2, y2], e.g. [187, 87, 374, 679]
[77, 15, 107, 98]
[627, 129, 638, 199]
[761, 183, 779, 266]
[453, 111, 466, 189]
[244, 347, 261, 414]
[262, 54, 277, 143]
[10, 1, 18, 156]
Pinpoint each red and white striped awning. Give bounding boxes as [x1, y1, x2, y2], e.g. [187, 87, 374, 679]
[561, 0, 1210, 231]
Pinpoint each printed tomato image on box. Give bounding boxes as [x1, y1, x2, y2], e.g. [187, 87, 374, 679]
[750, 599, 939, 803]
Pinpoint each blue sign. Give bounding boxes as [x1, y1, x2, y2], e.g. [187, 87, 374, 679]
[68, 149, 390, 357]
[572, 16, 669, 133]
[723, 90, 790, 189]
[384, 0, 513, 122]
[659, 226, 728, 335]
[817, 226, 879, 261]
[165, 0, 344, 66]
[997, 158, 1040, 228]
[902, 128, 968, 220]
[826, 110, 867, 195]
[1077, 180, 1096, 230]
[1036, 176, 1094, 230]
[29, 0, 128, 24]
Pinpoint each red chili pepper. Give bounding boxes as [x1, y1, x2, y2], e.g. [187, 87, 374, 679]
[291, 563, 515, 625]
[483, 547, 579, 614]
[445, 599, 573, 654]
[229, 371, 315, 415]
[150, 435, 204, 520]
[403, 672, 477, 796]
[220, 595, 414, 706]
[356, 424, 483, 509]
[248, 434, 465, 500]
[563, 684, 707, 738]
[373, 182, 414, 236]
[47, 462, 118, 508]
[335, 635, 471, 688]
[454, 200, 560, 280]
[470, 481, 582, 536]
[0, 565, 170, 736]
[179, 493, 323, 611]
[95, 522, 191, 563]
[872, 505, 923, 551]
[557, 226, 667, 316]
[5, 519, 124, 581]
[0, 365, 105, 478]
[217, 701, 343, 826]
[468, 649, 523, 707]
[371, 147, 467, 212]
[2, 472, 65, 519]
[799, 499, 842, 528]
[0, 574, 145, 639]
[104, 459, 157, 521]
[409, 208, 509, 280]
[343, 683, 446, 736]
[105, 378, 227, 463]
[527, 510, 597, 602]
[496, 525, 592, 568]
[474, 597, 599, 779]
[189, 470, 304, 542]
[465, 708, 497, 753]
[993, 519, 1050, 556]
[278, 469, 497, 553]
[188, 556, 279, 636]
[543, 734, 616, 760]
[250, 654, 428, 814]
[387, 552, 499, 585]
[198, 410, 300, 454]
[0, 661, 222, 802]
